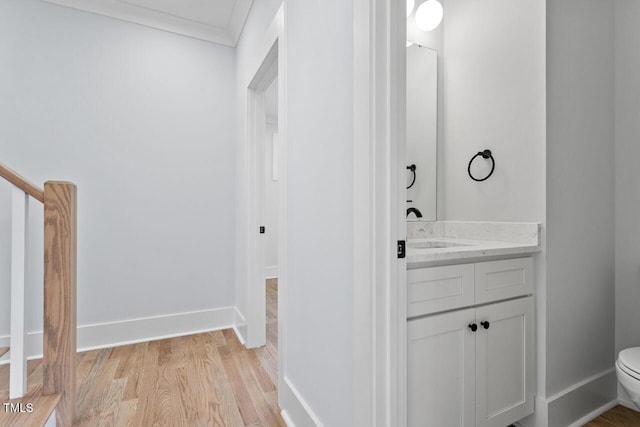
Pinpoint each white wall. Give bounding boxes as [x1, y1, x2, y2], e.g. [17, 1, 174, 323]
[546, 0, 615, 397]
[542, 1, 617, 425]
[236, 2, 354, 424]
[441, 0, 545, 222]
[615, 0, 640, 407]
[285, 0, 354, 425]
[0, 0, 236, 341]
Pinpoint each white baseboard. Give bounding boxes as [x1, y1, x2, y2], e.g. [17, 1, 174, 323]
[233, 307, 247, 345]
[281, 409, 296, 427]
[545, 368, 617, 427]
[265, 266, 278, 279]
[0, 306, 235, 363]
[279, 376, 322, 426]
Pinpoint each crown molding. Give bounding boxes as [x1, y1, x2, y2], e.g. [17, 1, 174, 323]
[43, 0, 253, 47]
[226, 0, 254, 45]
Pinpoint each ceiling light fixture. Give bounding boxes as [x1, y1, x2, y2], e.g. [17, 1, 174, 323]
[415, 0, 443, 31]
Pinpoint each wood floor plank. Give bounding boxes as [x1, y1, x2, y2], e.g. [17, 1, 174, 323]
[218, 344, 261, 426]
[205, 338, 245, 426]
[585, 405, 640, 426]
[234, 350, 277, 426]
[243, 349, 276, 394]
[584, 420, 616, 427]
[0, 348, 8, 358]
[114, 399, 137, 427]
[156, 367, 182, 426]
[75, 348, 117, 419]
[254, 280, 279, 386]
[175, 366, 199, 422]
[0, 385, 60, 427]
[117, 343, 145, 401]
[132, 340, 161, 427]
[208, 330, 229, 347]
[0, 279, 283, 426]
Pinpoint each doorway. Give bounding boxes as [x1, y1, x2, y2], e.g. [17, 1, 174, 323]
[263, 78, 279, 284]
[245, 40, 280, 351]
[263, 77, 279, 363]
[249, 74, 280, 382]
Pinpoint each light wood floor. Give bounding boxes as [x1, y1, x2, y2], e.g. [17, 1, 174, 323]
[584, 405, 640, 426]
[0, 280, 282, 427]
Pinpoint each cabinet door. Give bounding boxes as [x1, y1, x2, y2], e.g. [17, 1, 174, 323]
[407, 308, 476, 427]
[475, 297, 534, 427]
[475, 257, 533, 304]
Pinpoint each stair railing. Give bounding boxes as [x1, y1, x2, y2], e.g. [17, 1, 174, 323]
[1, 161, 77, 427]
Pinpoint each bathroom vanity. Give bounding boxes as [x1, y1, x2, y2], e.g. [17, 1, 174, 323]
[406, 222, 540, 427]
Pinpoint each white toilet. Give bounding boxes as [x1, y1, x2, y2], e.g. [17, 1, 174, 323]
[616, 347, 640, 409]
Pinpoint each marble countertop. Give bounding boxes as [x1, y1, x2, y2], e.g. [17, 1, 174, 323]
[406, 221, 541, 268]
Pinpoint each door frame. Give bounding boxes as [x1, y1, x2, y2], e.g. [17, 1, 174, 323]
[245, 6, 286, 355]
[246, 41, 278, 350]
[353, 0, 406, 426]
[244, 6, 304, 422]
[244, 1, 406, 424]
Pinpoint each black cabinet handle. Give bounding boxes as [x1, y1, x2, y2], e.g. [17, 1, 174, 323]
[468, 323, 478, 332]
[481, 321, 490, 330]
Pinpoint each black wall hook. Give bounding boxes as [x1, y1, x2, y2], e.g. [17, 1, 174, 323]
[468, 150, 495, 182]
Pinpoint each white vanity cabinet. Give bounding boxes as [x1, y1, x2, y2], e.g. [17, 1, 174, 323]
[407, 257, 535, 427]
[407, 257, 533, 316]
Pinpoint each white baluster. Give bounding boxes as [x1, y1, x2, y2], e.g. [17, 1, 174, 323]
[10, 186, 28, 399]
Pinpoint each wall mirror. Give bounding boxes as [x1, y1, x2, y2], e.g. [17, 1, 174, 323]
[402, 0, 446, 221]
[406, 0, 444, 222]
[406, 45, 438, 221]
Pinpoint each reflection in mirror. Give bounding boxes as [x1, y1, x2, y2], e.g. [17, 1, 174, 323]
[406, 45, 437, 221]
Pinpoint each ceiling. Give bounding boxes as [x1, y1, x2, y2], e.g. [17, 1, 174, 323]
[44, 0, 254, 46]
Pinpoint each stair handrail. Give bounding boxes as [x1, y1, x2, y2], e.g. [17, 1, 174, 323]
[0, 162, 44, 203]
[1, 161, 77, 427]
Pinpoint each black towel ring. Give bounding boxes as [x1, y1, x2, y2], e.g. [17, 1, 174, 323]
[468, 150, 495, 182]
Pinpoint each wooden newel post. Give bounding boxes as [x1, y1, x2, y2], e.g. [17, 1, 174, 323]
[43, 181, 77, 427]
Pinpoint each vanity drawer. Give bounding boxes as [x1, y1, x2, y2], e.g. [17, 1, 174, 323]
[475, 257, 533, 304]
[407, 263, 475, 317]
